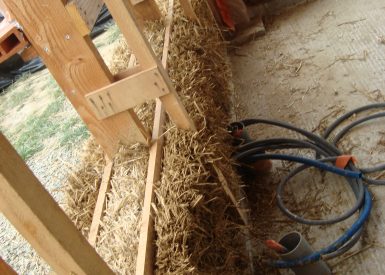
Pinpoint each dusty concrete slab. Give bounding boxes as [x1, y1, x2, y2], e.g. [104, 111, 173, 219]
[230, 0, 385, 274]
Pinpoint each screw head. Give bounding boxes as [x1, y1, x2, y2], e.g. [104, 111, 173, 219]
[65, 34, 70, 40]
[43, 47, 49, 53]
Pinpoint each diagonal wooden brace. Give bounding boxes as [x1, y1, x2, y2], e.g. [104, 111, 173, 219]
[104, 0, 196, 131]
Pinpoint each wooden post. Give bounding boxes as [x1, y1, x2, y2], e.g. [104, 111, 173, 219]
[0, 133, 114, 275]
[104, 0, 196, 131]
[3, 0, 150, 158]
[136, 1, 173, 274]
[65, 0, 104, 36]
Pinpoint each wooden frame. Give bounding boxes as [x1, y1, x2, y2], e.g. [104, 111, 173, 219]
[0, 133, 114, 274]
[0, 0, 200, 273]
[65, 0, 104, 36]
[3, 0, 195, 159]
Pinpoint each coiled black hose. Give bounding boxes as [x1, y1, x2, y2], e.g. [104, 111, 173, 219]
[229, 103, 385, 266]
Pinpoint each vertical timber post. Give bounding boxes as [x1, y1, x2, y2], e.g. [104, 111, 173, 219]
[0, 133, 114, 275]
[3, 0, 151, 158]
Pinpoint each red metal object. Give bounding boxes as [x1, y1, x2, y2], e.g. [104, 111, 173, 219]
[215, 0, 235, 31]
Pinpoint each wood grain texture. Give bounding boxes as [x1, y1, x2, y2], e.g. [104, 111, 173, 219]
[3, 0, 150, 158]
[133, 0, 162, 21]
[0, 133, 114, 275]
[135, 1, 173, 274]
[88, 158, 114, 246]
[20, 45, 39, 62]
[66, 0, 104, 36]
[86, 66, 168, 119]
[103, 0, 158, 70]
[104, 0, 195, 131]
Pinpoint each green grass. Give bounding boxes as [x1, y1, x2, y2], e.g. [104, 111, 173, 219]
[0, 73, 33, 111]
[94, 23, 121, 48]
[1, 75, 90, 160]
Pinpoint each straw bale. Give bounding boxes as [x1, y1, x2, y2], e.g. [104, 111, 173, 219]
[153, 1, 249, 273]
[63, 0, 249, 274]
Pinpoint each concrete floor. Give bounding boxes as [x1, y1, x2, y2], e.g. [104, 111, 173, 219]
[230, 0, 385, 274]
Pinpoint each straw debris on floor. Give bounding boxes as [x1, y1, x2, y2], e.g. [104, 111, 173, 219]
[63, 0, 250, 274]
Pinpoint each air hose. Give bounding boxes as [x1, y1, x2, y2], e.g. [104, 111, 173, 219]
[229, 103, 385, 268]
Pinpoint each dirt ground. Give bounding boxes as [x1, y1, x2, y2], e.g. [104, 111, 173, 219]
[230, 0, 385, 274]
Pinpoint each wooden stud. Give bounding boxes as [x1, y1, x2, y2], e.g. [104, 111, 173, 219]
[0, 0, 15, 21]
[85, 66, 169, 120]
[20, 45, 39, 62]
[3, 0, 150, 158]
[0, 133, 114, 275]
[103, 0, 157, 70]
[179, 0, 199, 22]
[65, 0, 104, 37]
[136, 1, 174, 274]
[0, 258, 17, 275]
[104, 0, 196, 131]
[88, 157, 114, 246]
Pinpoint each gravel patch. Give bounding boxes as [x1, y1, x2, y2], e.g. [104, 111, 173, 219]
[0, 138, 85, 274]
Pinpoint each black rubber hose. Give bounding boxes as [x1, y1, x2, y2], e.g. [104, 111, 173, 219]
[323, 103, 385, 140]
[276, 158, 364, 225]
[331, 111, 385, 185]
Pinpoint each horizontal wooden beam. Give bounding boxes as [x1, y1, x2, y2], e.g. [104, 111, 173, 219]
[65, 0, 104, 36]
[104, 0, 195, 131]
[85, 66, 168, 119]
[0, 133, 114, 275]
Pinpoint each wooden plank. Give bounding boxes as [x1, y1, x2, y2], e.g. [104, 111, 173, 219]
[0, 0, 15, 21]
[132, 0, 162, 21]
[0, 133, 114, 275]
[65, 0, 104, 36]
[104, 0, 195, 131]
[135, 1, 174, 274]
[114, 65, 142, 81]
[179, 0, 199, 22]
[103, 0, 158, 70]
[85, 66, 168, 119]
[213, 163, 248, 225]
[88, 158, 114, 246]
[20, 45, 39, 62]
[3, 0, 150, 158]
[0, 258, 17, 275]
